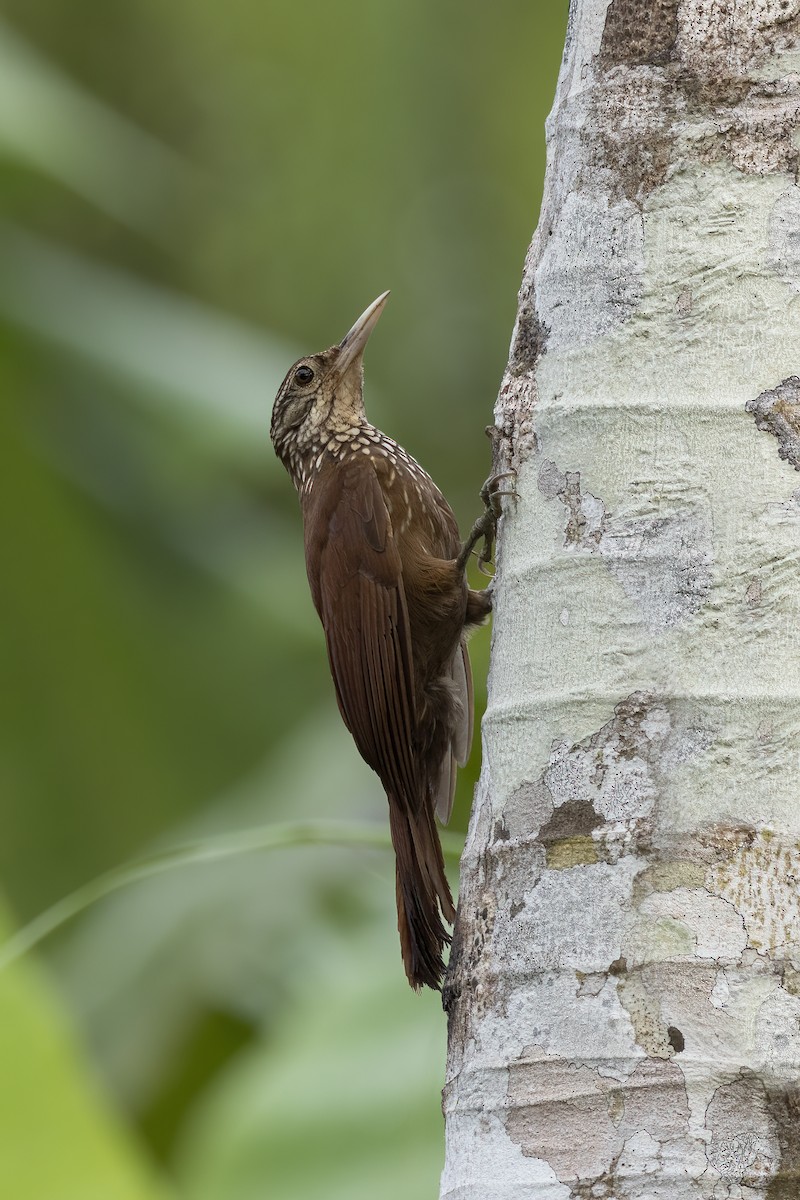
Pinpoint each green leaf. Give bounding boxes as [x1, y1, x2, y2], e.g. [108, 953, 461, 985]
[0, 899, 172, 1200]
[174, 918, 448, 1200]
[0, 17, 195, 236]
[0, 223, 292, 456]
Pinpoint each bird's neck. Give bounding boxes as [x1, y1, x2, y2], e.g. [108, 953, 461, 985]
[282, 416, 378, 495]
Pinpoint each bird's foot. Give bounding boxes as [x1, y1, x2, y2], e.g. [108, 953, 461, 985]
[457, 470, 517, 576]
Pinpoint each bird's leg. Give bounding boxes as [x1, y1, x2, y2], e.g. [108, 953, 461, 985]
[456, 470, 517, 576]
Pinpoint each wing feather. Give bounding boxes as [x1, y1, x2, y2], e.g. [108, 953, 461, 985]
[434, 640, 474, 824]
[451, 641, 474, 766]
[313, 459, 420, 812]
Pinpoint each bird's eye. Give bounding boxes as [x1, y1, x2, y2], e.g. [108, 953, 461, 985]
[294, 365, 315, 386]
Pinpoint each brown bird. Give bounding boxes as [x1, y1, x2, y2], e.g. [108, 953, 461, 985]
[271, 293, 495, 989]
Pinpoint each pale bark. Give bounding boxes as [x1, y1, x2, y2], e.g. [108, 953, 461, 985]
[441, 2, 800, 1197]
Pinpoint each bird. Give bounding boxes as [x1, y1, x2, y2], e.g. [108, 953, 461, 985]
[270, 292, 497, 989]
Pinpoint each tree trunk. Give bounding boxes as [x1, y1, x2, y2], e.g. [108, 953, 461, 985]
[441, 2, 800, 1196]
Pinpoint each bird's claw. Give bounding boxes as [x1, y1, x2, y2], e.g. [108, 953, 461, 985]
[457, 469, 517, 576]
[480, 470, 516, 514]
[475, 510, 497, 576]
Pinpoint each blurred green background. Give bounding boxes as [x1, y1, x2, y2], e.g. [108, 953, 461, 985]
[0, 4, 566, 1197]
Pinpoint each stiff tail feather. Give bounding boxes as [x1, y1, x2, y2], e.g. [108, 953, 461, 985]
[388, 797, 455, 990]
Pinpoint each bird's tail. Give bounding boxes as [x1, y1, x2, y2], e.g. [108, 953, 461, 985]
[388, 797, 456, 990]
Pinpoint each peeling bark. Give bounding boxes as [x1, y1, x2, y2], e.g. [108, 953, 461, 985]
[747, 378, 800, 471]
[442, 2, 800, 1196]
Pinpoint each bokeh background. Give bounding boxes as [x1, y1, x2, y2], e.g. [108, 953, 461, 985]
[0, 5, 567, 1197]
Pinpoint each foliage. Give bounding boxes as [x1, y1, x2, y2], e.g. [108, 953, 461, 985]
[0, 5, 566, 1197]
[0, 901, 171, 1200]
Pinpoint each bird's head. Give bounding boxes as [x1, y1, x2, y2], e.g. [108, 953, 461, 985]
[271, 291, 389, 472]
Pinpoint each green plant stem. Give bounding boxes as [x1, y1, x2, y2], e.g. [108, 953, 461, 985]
[0, 820, 465, 971]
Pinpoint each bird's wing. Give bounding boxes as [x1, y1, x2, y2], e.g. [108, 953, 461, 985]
[452, 640, 474, 767]
[434, 640, 474, 825]
[309, 458, 420, 812]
